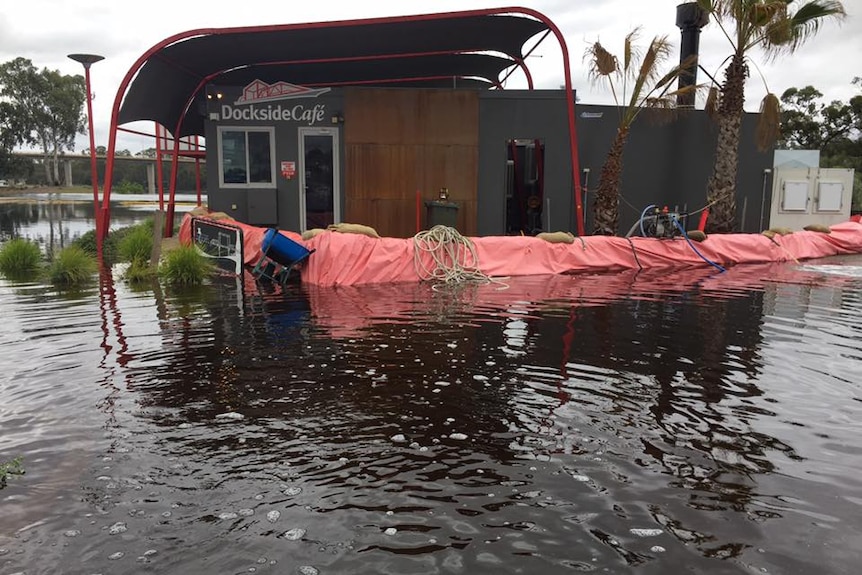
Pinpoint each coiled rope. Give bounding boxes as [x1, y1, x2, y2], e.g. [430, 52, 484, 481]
[412, 225, 508, 290]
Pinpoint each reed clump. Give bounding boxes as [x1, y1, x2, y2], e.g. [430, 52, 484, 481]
[48, 246, 98, 286]
[118, 224, 154, 264]
[0, 238, 42, 279]
[159, 245, 213, 285]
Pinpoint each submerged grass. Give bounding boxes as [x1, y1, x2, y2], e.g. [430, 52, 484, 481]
[124, 259, 157, 284]
[0, 238, 42, 279]
[0, 457, 25, 489]
[159, 245, 213, 285]
[48, 246, 98, 286]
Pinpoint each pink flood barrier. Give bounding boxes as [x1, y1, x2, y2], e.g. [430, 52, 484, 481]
[179, 214, 862, 287]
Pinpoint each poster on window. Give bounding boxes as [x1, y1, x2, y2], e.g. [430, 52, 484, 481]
[281, 160, 296, 180]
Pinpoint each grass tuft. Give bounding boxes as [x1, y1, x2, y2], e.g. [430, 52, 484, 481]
[48, 246, 98, 286]
[118, 225, 154, 264]
[159, 245, 213, 285]
[0, 238, 42, 279]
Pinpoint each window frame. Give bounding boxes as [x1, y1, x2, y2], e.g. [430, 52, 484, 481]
[217, 125, 277, 189]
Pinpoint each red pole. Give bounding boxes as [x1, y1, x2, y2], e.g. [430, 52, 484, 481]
[194, 135, 202, 206]
[698, 208, 710, 232]
[165, 135, 181, 237]
[81, 64, 102, 257]
[155, 123, 164, 211]
[416, 189, 421, 233]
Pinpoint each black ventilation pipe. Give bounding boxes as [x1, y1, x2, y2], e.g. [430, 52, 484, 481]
[675, 2, 709, 107]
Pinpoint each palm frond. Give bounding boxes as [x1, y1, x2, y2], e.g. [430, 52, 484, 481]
[628, 36, 673, 108]
[654, 54, 699, 92]
[756, 92, 781, 151]
[585, 41, 618, 80]
[623, 27, 641, 73]
[759, 1, 846, 55]
[642, 93, 691, 125]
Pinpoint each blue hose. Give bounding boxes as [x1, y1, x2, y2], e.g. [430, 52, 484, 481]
[639, 204, 657, 237]
[671, 216, 726, 273]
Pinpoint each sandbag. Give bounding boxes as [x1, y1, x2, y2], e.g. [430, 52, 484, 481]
[767, 227, 794, 236]
[685, 230, 707, 242]
[327, 223, 380, 238]
[302, 228, 327, 241]
[536, 231, 575, 244]
[803, 223, 832, 234]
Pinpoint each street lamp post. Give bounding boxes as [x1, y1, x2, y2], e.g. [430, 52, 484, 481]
[68, 53, 104, 256]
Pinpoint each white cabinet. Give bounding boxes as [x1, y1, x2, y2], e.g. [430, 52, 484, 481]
[768, 168, 854, 230]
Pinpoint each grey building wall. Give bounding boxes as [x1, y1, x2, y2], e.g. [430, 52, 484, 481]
[204, 84, 773, 236]
[204, 85, 345, 230]
[576, 103, 773, 235]
[477, 90, 575, 236]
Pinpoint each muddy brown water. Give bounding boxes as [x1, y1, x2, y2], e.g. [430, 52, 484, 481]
[1, 199, 862, 574]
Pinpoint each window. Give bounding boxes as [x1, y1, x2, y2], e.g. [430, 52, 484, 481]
[218, 127, 275, 187]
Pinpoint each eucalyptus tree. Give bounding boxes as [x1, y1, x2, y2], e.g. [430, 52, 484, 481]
[586, 29, 697, 235]
[0, 58, 86, 185]
[697, 0, 846, 233]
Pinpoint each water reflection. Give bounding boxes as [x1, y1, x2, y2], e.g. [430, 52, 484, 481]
[0, 191, 201, 252]
[1, 259, 861, 574]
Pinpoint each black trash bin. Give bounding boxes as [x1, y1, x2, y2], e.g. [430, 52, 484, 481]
[425, 201, 459, 228]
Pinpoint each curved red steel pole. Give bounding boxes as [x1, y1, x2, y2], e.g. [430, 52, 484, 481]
[508, 8, 584, 236]
[104, 6, 584, 237]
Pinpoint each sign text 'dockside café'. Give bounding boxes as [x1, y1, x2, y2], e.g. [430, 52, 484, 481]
[213, 80, 330, 125]
[219, 103, 326, 125]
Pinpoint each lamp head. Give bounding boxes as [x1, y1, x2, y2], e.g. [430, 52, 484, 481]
[68, 54, 105, 68]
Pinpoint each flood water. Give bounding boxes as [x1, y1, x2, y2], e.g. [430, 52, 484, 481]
[1, 201, 862, 574]
[0, 190, 201, 251]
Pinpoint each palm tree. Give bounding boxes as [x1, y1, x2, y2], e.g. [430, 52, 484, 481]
[698, 0, 846, 233]
[586, 29, 698, 235]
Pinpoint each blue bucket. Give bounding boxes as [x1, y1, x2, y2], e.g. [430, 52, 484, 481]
[262, 228, 312, 267]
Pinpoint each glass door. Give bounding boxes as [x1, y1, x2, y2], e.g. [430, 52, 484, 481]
[298, 127, 340, 232]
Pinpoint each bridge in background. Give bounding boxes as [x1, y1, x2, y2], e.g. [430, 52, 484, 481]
[7, 151, 204, 196]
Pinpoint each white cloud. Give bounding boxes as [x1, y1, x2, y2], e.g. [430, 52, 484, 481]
[1, 0, 857, 153]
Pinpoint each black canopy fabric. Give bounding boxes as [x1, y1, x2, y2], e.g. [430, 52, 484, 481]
[117, 13, 549, 138]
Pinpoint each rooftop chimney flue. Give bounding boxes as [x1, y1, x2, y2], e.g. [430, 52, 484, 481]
[675, 2, 709, 108]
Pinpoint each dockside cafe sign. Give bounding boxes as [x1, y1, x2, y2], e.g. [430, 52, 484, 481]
[213, 80, 330, 125]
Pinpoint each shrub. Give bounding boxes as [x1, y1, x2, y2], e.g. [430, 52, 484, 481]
[48, 246, 98, 286]
[118, 225, 153, 264]
[159, 245, 212, 285]
[72, 229, 118, 262]
[115, 179, 146, 195]
[0, 238, 42, 278]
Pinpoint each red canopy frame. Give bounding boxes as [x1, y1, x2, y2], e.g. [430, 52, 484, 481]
[101, 6, 584, 243]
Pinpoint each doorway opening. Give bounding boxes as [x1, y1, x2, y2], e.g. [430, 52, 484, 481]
[505, 139, 545, 235]
[298, 127, 341, 232]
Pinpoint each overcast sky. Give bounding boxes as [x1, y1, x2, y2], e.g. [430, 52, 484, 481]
[1, 0, 858, 153]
